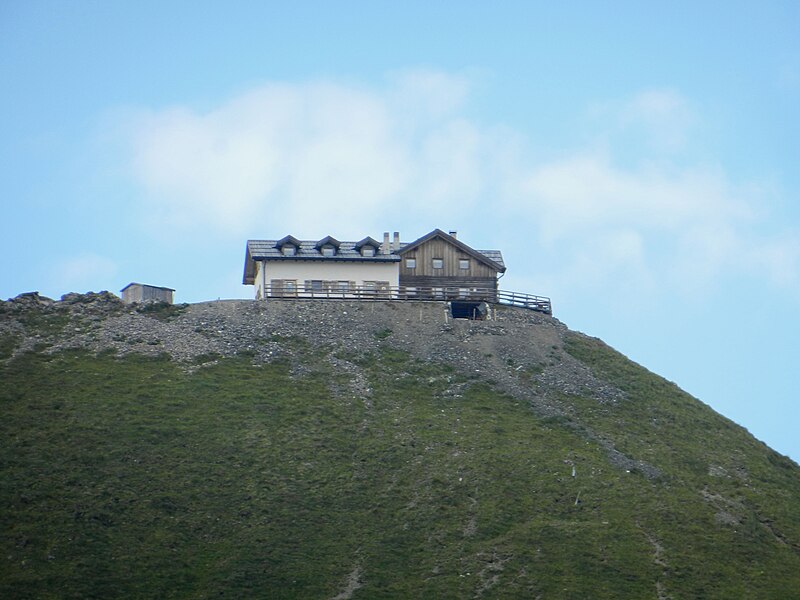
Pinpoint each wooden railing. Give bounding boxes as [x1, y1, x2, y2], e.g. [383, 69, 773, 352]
[261, 284, 552, 314]
[496, 290, 553, 314]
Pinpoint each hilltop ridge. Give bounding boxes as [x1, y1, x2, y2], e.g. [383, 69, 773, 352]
[1, 292, 799, 598]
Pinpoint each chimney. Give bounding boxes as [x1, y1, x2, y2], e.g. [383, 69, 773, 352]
[449, 230, 458, 239]
[392, 232, 400, 252]
[383, 232, 390, 255]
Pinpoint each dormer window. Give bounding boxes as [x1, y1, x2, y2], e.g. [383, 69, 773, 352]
[315, 236, 341, 257]
[354, 236, 381, 258]
[275, 235, 302, 257]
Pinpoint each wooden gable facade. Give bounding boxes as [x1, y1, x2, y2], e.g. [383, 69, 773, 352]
[398, 229, 506, 298]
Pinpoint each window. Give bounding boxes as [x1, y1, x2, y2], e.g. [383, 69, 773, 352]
[432, 258, 444, 269]
[271, 279, 297, 297]
[281, 245, 296, 256]
[321, 246, 335, 257]
[459, 259, 470, 270]
[361, 246, 375, 257]
[305, 280, 324, 292]
[363, 281, 391, 296]
[405, 258, 416, 269]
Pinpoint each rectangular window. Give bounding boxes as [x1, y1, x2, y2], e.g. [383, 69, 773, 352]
[321, 246, 335, 256]
[459, 259, 470, 270]
[361, 246, 375, 257]
[405, 258, 416, 269]
[432, 258, 444, 269]
[304, 280, 324, 293]
[282, 246, 296, 256]
[271, 279, 297, 297]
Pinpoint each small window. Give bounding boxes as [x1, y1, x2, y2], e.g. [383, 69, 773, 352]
[271, 279, 297, 297]
[361, 246, 375, 257]
[432, 258, 444, 269]
[321, 246, 335, 257]
[338, 281, 350, 292]
[459, 259, 470, 270]
[405, 258, 416, 269]
[305, 280, 324, 292]
[282, 245, 296, 256]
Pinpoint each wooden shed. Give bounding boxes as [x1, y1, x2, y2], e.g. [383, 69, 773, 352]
[121, 283, 175, 305]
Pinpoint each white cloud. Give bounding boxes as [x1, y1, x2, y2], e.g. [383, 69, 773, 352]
[513, 151, 794, 298]
[623, 89, 696, 150]
[585, 88, 697, 155]
[126, 70, 478, 237]
[521, 153, 751, 239]
[118, 74, 799, 302]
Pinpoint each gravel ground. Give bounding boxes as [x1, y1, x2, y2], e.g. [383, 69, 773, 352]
[2, 291, 657, 477]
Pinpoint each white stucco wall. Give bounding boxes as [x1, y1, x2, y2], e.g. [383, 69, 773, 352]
[253, 260, 399, 299]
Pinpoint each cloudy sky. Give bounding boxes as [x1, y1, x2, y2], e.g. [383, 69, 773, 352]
[2, 1, 798, 460]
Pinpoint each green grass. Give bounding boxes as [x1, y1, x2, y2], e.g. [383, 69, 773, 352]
[0, 333, 19, 359]
[1, 340, 799, 598]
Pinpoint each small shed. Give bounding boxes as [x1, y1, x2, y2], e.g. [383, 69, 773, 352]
[121, 283, 175, 305]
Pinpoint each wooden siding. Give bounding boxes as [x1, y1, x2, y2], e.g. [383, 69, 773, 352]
[400, 238, 498, 279]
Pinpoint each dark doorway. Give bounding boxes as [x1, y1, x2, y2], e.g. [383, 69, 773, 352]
[450, 301, 487, 320]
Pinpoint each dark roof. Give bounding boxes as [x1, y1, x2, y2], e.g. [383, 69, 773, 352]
[243, 230, 506, 284]
[354, 236, 381, 250]
[121, 282, 176, 292]
[243, 238, 400, 284]
[397, 229, 506, 272]
[314, 235, 341, 250]
[275, 235, 301, 249]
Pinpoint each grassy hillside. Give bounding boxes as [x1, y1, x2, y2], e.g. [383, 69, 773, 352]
[1, 297, 799, 598]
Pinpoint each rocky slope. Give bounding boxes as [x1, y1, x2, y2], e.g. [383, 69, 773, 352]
[1, 292, 799, 598]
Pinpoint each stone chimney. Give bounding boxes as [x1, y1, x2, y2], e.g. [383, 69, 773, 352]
[449, 230, 458, 239]
[392, 232, 400, 252]
[383, 232, 390, 255]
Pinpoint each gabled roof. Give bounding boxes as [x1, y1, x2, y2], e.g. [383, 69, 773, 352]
[398, 229, 506, 272]
[354, 236, 381, 250]
[275, 235, 301, 249]
[314, 235, 341, 250]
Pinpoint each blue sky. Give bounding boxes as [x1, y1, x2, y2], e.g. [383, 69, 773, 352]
[2, 1, 798, 460]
